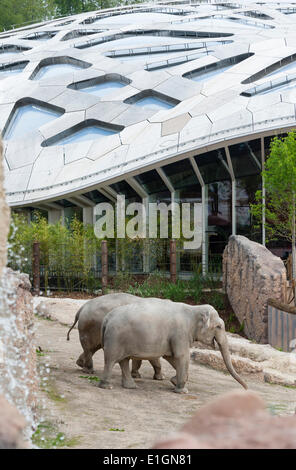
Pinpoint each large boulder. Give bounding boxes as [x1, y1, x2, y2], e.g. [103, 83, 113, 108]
[0, 394, 27, 449]
[223, 235, 286, 343]
[0, 268, 37, 439]
[153, 390, 296, 449]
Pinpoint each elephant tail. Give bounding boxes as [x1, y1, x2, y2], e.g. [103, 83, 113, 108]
[66, 306, 83, 341]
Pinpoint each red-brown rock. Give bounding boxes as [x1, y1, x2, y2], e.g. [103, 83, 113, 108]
[153, 391, 296, 449]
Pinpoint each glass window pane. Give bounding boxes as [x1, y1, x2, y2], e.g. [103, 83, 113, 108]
[162, 159, 200, 190]
[135, 169, 167, 194]
[82, 190, 109, 204]
[236, 174, 262, 242]
[194, 148, 230, 184]
[110, 180, 141, 201]
[228, 139, 261, 177]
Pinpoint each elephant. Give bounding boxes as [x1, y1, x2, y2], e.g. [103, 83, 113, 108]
[66, 292, 164, 380]
[99, 299, 247, 393]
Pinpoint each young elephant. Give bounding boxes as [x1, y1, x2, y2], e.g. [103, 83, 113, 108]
[66, 292, 164, 380]
[99, 299, 247, 393]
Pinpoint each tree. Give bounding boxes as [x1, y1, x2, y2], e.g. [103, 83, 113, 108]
[0, 0, 55, 31]
[251, 131, 296, 303]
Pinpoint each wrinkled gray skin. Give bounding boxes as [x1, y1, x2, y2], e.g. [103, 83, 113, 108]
[67, 293, 164, 380]
[99, 299, 247, 393]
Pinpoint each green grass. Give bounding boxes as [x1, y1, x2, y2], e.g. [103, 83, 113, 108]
[41, 381, 66, 403]
[109, 428, 125, 432]
[32, 421, 80, 449]
[79, 375, 100, 383]
[36, 348, 45, 357]
[268, 403, 289, 415]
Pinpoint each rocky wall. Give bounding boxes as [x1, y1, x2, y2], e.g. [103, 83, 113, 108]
[223, 235, 286, 343]
[0, 137, 37, 447]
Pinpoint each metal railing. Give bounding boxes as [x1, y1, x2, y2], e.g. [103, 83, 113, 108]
[242, 71, 296, 97]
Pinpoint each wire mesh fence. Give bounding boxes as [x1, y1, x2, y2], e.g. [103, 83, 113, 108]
[8, 238, 223, 294]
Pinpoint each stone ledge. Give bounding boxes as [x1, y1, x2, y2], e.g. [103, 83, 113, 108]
[191, 332, 296, 387]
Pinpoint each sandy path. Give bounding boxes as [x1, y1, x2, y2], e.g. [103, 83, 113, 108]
[34, 317, 296, 449]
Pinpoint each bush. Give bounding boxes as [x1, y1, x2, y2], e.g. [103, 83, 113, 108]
[8, 211, 103, 293]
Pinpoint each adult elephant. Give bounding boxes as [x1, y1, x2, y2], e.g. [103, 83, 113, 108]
[67, 293, 164, 380]
[99, 299, 247, 393]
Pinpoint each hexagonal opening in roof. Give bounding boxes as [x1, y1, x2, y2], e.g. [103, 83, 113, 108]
[68, 73, 131, 98]
[3, 98, 64, 141]
[30, 56, 92, 80]
[0, 60, 29, 76]
[0, 44, 31, 58]
[124, 89, 179, 112]
[41, 119, 124, 147]
[61, 29, 102, 41]
[183, 53, 254, 82]
[22, 31, 58, 41]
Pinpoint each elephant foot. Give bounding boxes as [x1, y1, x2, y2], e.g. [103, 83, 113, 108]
[82, 367, 94, 374]
[76, 358, 84, 368]
[174, 386, 188, 394]
[131, 371, 141, 379]
[170, 376, 177, 386]
[153, 373, 165, 381]
[122, 380, 138, 390]
[99, 381, 113, 390]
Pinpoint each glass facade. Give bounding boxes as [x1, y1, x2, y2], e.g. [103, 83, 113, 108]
[39, 132, 293, 274]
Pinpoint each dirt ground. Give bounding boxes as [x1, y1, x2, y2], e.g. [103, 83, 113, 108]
[33, 316, 296, 449]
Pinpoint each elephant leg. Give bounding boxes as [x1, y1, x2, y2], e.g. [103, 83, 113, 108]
[76, 352, 85, 369]
[99, 355, 115, 389]
[150, 358, 164, 380]
[120, 358, 138, 389]
[131, 359, 142, 378]
[173, 355, 189, 394]
[163, 356, 177, 386]
[81, 349, 94, 374]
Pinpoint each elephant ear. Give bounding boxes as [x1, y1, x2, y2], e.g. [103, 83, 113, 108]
[200, 309, 210, 331]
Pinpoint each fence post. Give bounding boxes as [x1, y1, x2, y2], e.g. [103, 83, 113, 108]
[170, 239, 177, 284]
[32, 241, 40, 296]
[101, 240, 108, 294]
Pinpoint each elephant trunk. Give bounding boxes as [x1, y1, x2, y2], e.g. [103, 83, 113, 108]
[215, 330, 248, 390]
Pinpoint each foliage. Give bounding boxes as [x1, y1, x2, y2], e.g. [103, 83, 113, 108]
[0, 0, 55, 31]
[207, 290, 225, 311]
[127, 271, 214, 304]
[32, 421, 80, 448]
[8, 210, 103, 293]
[0, 0, 145, 32]
[251, 131, 296, 245]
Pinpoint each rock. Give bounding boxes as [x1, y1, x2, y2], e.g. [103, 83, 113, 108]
[34, 298, 87, 326]
[153, 391, 296, 449]
[191, 349, 263, 374]
[264, 369, 296, 387]
[0, 394, 27, 449]
[0, 268, 38, 435]
[192, 333, 296, 386]
[223, 235, 286, 343]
